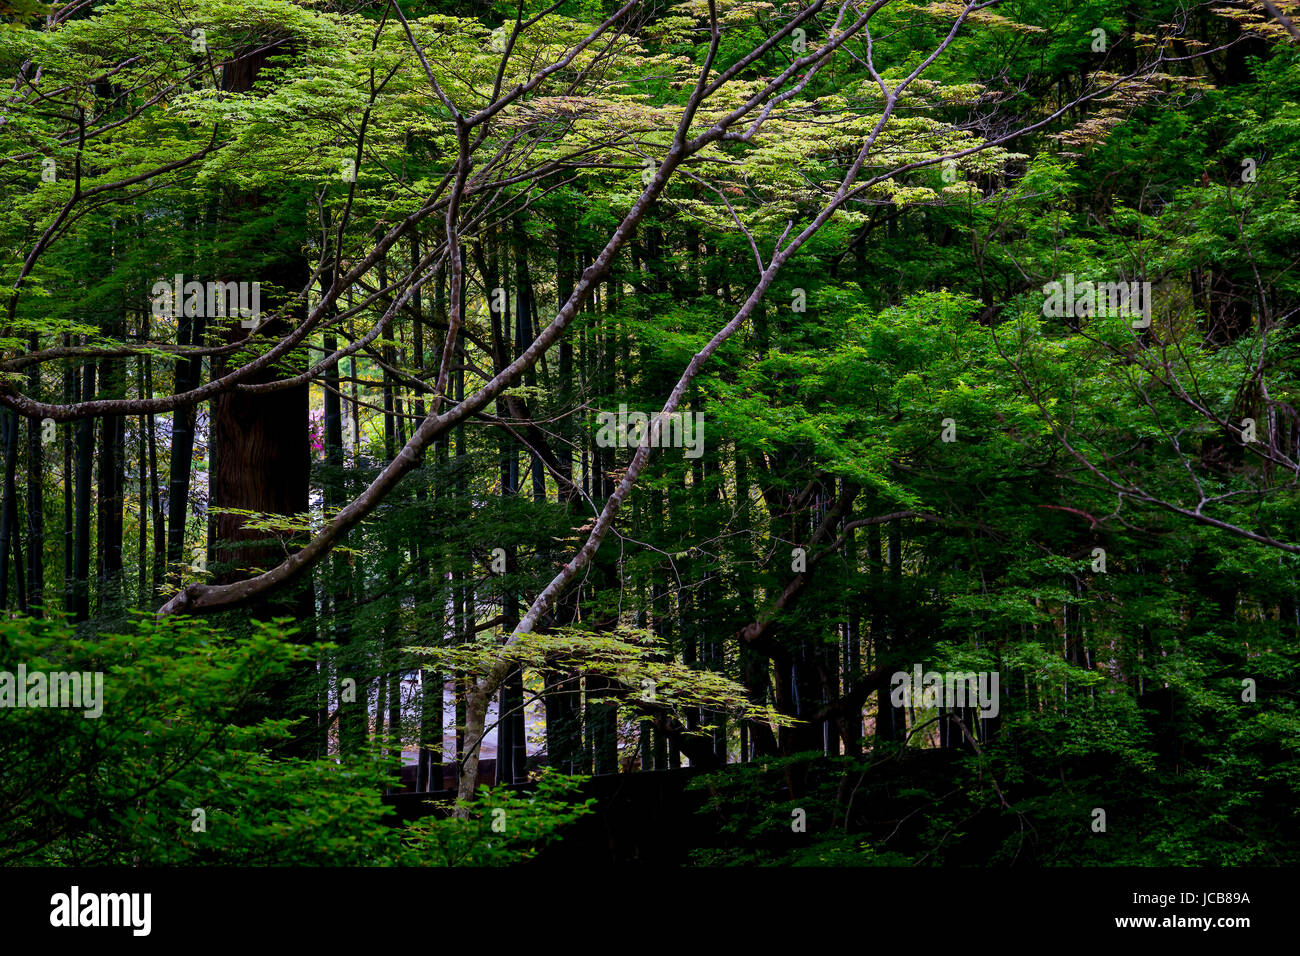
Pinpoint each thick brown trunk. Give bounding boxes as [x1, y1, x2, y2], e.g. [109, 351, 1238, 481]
[207, 40, 315, 755]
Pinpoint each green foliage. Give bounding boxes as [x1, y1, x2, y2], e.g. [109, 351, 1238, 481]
[0, 614, 588, 865]
[1, 0, 1298, 869]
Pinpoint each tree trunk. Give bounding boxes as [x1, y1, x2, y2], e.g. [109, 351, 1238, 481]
[71, 358, 95, 622]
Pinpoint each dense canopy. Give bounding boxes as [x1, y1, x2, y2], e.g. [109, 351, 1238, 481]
[1, 0, 1298, 872]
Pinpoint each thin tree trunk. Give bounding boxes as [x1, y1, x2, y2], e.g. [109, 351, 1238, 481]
[144, 355, 165, 604]
[24, 331, 43, 612]
[166, 312, 204, 579]
[0, 409, 22, 611]
[72, 358, 94, 623]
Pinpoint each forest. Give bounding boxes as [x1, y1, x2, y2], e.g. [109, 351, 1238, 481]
[1, 0, 1298, 873]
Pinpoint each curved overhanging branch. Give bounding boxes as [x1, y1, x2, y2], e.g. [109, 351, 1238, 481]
[156, 0, 889, 617]
[446, 0, 1197, 801]
[157, 128, 691, 616]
